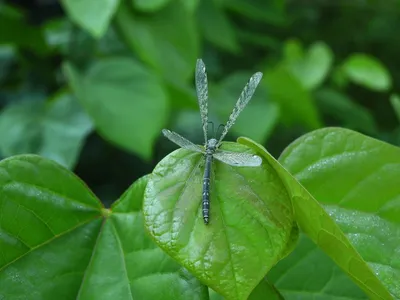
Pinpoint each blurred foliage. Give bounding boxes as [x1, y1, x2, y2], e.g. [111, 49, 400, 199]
[1, 0, 398, 174]
[1, 0, 400, 298]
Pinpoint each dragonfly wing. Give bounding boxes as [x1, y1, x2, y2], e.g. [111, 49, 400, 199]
[213, 150, 262, 167]
[162, 129, 204, 153]
[195, 59, 209, 143]
[218, 72, 263, 144]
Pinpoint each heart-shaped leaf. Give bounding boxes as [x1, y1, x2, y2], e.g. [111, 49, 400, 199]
[284, 40, 333, 90]
[263, 67, 322, 129]
[239, 135, 394, 300]
[115, 0, 198, 82]
[0, 156, 207, 299]
[63, 58, 169, 160]
[143, 141, 294, 300]
[61, 0, 120, 38]
[341, 54, 392, 91]
[278, 128, 400, 299]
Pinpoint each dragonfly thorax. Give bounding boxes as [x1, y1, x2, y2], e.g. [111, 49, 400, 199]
[206, 138, 218, 153]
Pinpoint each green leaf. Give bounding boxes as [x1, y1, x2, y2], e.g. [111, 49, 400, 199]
[238, 137, 391, 299]
[390, 94, 400, 123]
[263, 67, 322, 129]
[61, 0, 120, 38]
[115, 0, 199, 82]
[79, 175, 209, 299]
[315, 88, 378, 134]
[197, 0, 240, 53]
[143, 141, 294, 300]
[0, 158, 207, 299]
[0, 155, 103, 298]
[284, 40, 333, 90]
[0, 92, 93, 169]
[269, 234, 367, 299]
[212, 72, 279, 144]
[341, 54, 392, 91]
[278, 128, 400, 299]
[132, 0, 172, 12]
[63, 58, 169, 160]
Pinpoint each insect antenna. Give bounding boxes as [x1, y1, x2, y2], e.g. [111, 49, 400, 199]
[207, 121, 215, 140]
[216, 124, 225, 141]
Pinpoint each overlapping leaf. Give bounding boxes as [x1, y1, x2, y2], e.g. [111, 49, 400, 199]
[278, 128, 400, 299]
[239, 135, 394, 300]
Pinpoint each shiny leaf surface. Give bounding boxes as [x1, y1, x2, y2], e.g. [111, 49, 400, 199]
[143, 141, 294, 300]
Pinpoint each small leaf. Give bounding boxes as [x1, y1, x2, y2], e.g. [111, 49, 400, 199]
[0, 92, 93, 169]
[61, 0, 120, 38]
[341, 54, 392, 91]
[390, 94, 400, 122]
[132, 0, 172, 12]
[143, 141, 294, 300]
[63, 58, 169, 160]
[268, 234, 367, 299]
[284, 41, 333, 90]
[115, 0, 199, 82]
[278, 128, 400, 299]
[264, 67, 322, 129]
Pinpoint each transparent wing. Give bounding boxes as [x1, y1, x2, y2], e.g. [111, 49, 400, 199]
[195, 59, 209, 144]
[218, 72, 263, 144]
[162, 129, 204, 153]
[213, 150, 262, 167]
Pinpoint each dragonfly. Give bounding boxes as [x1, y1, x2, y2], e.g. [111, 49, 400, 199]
[162, 59, 263, 225]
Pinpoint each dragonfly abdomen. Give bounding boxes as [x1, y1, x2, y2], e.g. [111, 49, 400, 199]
[202, 154, 213, 224]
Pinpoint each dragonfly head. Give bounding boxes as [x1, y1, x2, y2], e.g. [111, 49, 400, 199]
[207, 138, 218, 151]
